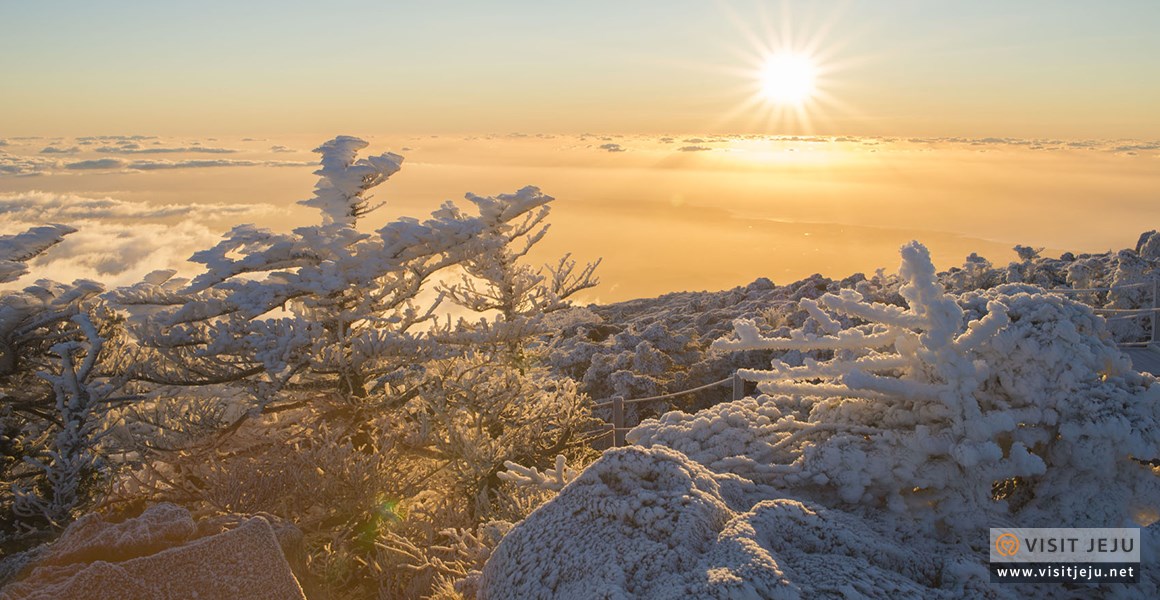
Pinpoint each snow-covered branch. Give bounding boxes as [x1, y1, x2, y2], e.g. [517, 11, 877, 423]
[299, 135, 403, 226]
[0, 224, 76, 283]
[498, 455, 579, 492]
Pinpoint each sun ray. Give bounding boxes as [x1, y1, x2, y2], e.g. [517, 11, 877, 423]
[692, 1, 872, 135]
[663, 1, 875, 136]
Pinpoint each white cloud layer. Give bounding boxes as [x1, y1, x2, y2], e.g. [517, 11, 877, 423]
[0, 153, 58, 176]
[0, 191, 274, 286]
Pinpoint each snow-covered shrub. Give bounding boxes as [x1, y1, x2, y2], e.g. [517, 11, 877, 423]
[10, 315, 109, 530]
[942, 252, 1001, 292]
[406, 356, 597, 519]
[939, 235, 1160, 343]
[632, 241, 1160, 534]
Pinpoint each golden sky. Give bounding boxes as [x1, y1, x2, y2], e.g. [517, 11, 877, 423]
[1, 1, 1158, 138]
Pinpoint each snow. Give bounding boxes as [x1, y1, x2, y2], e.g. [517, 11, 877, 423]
[7, 131, 1160, 597]
[478, 446, 760, 599]
[36, 503, 196, 566]
[483, 240, 1160, 598]
[480, 446, 1003, 599]
[0, 224, 76, 283]
[298, 135, 402, 226]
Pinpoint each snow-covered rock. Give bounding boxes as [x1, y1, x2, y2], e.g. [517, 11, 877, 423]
[479, 446, 1005, 599]
[1, 503, 305, 600]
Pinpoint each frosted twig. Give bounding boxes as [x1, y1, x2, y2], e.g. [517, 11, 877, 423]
[498, 455, 578, 492]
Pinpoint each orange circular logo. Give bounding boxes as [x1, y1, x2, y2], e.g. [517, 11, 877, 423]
[995, 533, 1020, 557]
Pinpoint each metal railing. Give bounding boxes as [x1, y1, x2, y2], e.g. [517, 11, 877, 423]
[1049, 280, 1160, 347]
[591, 372, 745, 447]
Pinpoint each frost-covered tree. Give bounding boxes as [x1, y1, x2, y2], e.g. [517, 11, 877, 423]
[120, 138, 548, 424]
[413, 188, 602, 530]
[106, 136, 600, 599]
[0, 227, 132, 550]
[436, 189, 599, 367]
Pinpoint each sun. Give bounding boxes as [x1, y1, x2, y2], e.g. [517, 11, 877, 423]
[706, 1, 859, 134]
[760, 53, 816, 105]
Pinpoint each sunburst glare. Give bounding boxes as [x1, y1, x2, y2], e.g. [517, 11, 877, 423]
[760, 53, 817, 105]
[705, 1, 865, 135]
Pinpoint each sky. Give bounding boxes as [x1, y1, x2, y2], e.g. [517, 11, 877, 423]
[2, 1, 1159, 138]
[1, 2, 1159, 301]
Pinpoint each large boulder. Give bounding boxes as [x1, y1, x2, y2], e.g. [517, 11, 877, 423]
[1, 503, 304, 600]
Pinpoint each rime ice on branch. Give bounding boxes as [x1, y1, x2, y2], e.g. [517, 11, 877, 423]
[0, 224, 76, 283]
[298, 135, 403, 227]
[134, 137, 572, 396]
[497, 455, 579, 492]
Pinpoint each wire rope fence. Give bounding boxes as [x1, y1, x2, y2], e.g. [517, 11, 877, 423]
[1049, 280, 1159, 347]
[585, 280, 1159, 448]
[587, 373, 745, 447]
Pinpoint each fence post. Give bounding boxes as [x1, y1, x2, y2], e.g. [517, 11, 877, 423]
[732, 372, 744, 401]
[1152, 280, 1159, 346]
[612, 396, 625, 448]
